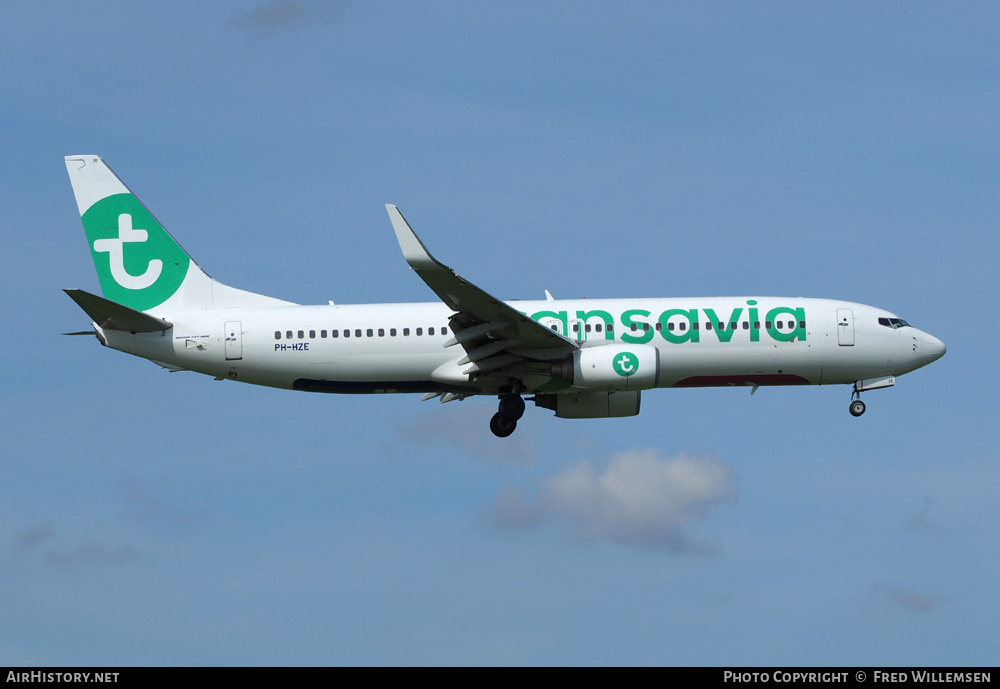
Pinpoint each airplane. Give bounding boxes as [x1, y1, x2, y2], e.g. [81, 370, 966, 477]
[63, 155, 946, 437]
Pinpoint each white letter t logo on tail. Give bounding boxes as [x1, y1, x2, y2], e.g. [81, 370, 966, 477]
[93, 214, 163, 289]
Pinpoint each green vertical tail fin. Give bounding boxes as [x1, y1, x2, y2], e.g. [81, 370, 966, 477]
[65, 155, 294, 313]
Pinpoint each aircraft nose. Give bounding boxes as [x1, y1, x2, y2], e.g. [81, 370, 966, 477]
[921, 333, 946, 364]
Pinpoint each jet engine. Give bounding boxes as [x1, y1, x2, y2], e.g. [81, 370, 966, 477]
[551, 343, 659, 391]
[534, 391, 641, 418]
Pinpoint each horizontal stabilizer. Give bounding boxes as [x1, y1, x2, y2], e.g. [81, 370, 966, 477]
[64, 289, 172, 333]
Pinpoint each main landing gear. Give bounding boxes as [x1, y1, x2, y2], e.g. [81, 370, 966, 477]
[490, 388, 526, 438]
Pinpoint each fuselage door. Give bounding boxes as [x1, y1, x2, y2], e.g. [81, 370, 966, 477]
[836, 309, 855, 346]
[225, 321, 243, 360]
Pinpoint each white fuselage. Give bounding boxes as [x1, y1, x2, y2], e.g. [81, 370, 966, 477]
[98, 296, 946, 396]
[63, 156, 947, 431]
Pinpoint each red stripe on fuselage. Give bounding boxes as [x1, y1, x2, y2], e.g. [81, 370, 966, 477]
[672, 374, 810, 388]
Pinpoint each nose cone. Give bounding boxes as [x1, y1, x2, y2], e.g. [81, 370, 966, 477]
[921, 333, 947, 364]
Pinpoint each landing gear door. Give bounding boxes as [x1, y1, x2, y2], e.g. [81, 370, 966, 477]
[836, 309, 855, 346]
[225, 321, 243, 360]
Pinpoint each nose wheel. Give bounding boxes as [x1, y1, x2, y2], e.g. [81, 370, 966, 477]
[849, 383, 867, 417]
[490, 392, 525, 437]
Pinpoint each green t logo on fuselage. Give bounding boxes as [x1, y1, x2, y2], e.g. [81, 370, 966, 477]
[83, 193, 189, 311]
[613, 351, 639, 377]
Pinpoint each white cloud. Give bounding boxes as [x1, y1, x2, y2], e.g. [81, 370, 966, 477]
[44, 543, 136, 568]
[488, 449, 736, 553]
[904, 495, 941, 534]
[119, 473, 210, 527]
[874, 582, 945, 612]
[232, 0, 309, 32]
[14, 524, 56, 552]
[396, 404, 537, 464]
[230, 0, 346, 34]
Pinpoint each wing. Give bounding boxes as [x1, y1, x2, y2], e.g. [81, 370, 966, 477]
[386, 205, 577, 381]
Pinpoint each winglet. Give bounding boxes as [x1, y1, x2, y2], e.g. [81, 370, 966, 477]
[382, 204, 578, 356]
[385, 204, 444, 271]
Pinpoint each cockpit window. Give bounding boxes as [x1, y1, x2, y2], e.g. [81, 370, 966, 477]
[878, 317, 911, 329]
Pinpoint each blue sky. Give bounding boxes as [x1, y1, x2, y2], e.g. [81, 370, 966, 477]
[1, 1, 997, 665]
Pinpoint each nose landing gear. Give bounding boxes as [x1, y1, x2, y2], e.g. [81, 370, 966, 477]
[848, 376, 895, 417]
[849, 380, 869, 417]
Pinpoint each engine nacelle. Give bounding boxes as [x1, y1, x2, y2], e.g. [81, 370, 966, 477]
[552, 343, 660, 391]
[534, 391, 641, 419]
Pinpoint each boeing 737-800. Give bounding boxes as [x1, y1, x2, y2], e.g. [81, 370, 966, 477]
[63, 155, 946, 437]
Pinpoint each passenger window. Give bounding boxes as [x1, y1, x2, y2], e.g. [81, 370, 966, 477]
[429, 327, 435, 335]
[705, 322, 712, 330]
[765, 321, 772, 329]
[730, 322, 737, 330]
[754, 321, 760, 329]
[550, 324, 558, 331]
[607, 323, 614, 332]
[403, 328, 410, 336]
[332, 330, 339, 338]
[655, 322, 662, 332]
[355, 329, 362, 338]
[378, 328, 385, 337]
[777, 322, 784, 330]
[343, 329, 350, 338]
[631, 323, 637, 332]
[643, 323, 650, 331]
[679, 322, 686, 331]
[298, 330, 304, 339]
[274, 331, 281, 340]
[390, 328, 397, 336]
[595, 324, 602, 332]
[309, 330, 316, 339]
[742, 322, 749, 330]
[692, 322, 699, 331]
[286, 330, 293, 339]
[321, 330, 327, 338]
[573, 323, 580, 333]
[367, 329, 373, 337]
[799, 320, 806, 329]
[585, 324, 592, 333]
[442, 327, 448, 335]
[416, 328, 423, 336]
[668, 322, 675, 331]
